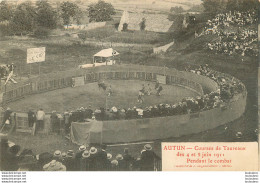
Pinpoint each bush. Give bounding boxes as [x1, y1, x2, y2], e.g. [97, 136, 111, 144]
[0, 23, 13, 36]
[33, 27, 50, 38]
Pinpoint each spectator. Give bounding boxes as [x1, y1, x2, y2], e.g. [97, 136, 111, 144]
[36, 108, 45, 132]
[140, 144, 160, 171]
[28, 110, 35, 128]
[96, 144, 108, 170]
[80, 150, 90, 171]
[89, 147, 98, 171]
[116, 154, 127, 171]
[2, 145, 21, 171]
[123, 148, 134, 171]
[75, 145, 86, 170]
[50, 111, 59, 134]
[110, 159, 118, 171]
[63, 150, 76, 171]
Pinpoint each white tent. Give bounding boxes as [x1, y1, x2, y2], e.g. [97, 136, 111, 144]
[79, 48, 119, 69]
[94, 48, 119, 57]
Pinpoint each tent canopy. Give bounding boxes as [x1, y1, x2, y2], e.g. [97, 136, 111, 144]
[94, 48, 119, 58]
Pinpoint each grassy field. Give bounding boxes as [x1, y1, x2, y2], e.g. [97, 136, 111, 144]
[8, 80, 198, 113]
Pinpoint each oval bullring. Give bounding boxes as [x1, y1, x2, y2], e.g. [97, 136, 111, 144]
[1, 65, 247, 144]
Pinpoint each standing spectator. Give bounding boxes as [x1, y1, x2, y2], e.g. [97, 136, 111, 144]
[1, 107, 12, 129]
[123, 148, 134, 170]
[36, 108, 45, 132]
[110, 159, 118, 171]
[75, 145, 86, 170]
[107, 85, 112, 96]
[63, 150, 76, 171]
[80, 150, 90, 171]
[50, 111, 59, 134]
[28, 110, 35, 128]
[64, 111, 71, 135]
[89, 147, 98, 171]
[140, 144, 160, 171]
[96, 144, 108, 170]
[106, 153, 112, 170]
[116, 154, 126, 171]
[53, 150, 62, 162]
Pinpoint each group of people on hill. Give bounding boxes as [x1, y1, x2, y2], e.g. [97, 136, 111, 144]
[0, 138, 161, 171]
[202, 10, 258, 58]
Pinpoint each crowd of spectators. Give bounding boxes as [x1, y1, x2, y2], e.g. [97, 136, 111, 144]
[201, 10, 258, 58]
[0, 138, 161, 171]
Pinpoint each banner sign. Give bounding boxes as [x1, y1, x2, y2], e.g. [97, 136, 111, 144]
[157, 74, 166, 84]
[27, 47, 46, 63]
[72, 76, 85, 87]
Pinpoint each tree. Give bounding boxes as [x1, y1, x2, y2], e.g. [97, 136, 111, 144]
[202, 0, 226, 15]
[88, 0, 116, 22]
[35, 1, 57, 29]
[10, 2, 36, 35]
[170, 6, 184, 14]
[241, 0, 259, 11]
[0, 1, 13, 22]
[60, 1, 81, 26]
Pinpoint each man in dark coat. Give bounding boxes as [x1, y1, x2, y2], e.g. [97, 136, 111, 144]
[28, 110, 35, 128]
[75, 145, 86, 170]
[140, 144, 161, 171]
[89, 147, 98, 171]
[63, 150, 76, 171]
[2, 107, 12, 128]
[123, 148, 134, 171]
[96, 144, 108, 170]
[2, 145, 21, 171]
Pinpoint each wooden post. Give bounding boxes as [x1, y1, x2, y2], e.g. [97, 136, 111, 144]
[38, 62, 41, 75]
[29, 63, 32, 76]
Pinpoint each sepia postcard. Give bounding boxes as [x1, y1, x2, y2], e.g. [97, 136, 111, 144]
[0, 0, 259, 175]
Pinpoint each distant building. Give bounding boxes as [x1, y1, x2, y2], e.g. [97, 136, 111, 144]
[118, 11, 174, 33]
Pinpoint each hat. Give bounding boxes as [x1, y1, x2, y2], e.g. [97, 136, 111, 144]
[111, 106, 118, 112]
[79, 145, 86, 151]
[61, 152, 67, 158]
[111, 160, 118, 166]
[9, 145, 21, 155]
[66, 150, 74, 158]
[82, 150, 90, 158]
[89, 147, 97, 154]
[107, 153, 112, 160]
[144, 144, 152, 151]
[53, 150, 61, 157]
[116, 154, 123, 160]
[8, 141, 15, 147]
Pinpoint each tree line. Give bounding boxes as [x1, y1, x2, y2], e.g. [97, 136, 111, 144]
[0, 0, 116, 37]
[202, 0, 259, 15]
